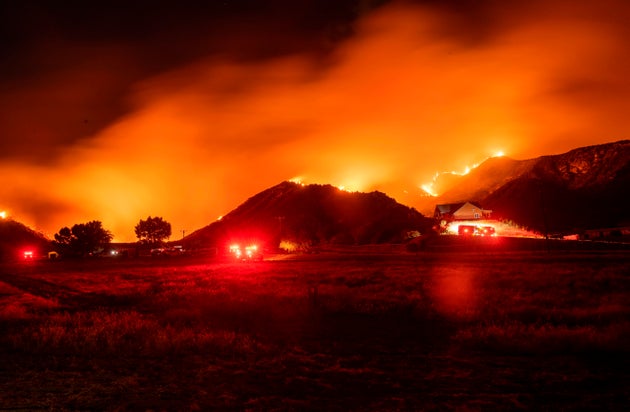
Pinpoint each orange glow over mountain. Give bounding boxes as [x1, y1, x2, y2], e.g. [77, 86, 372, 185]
[1, 1, 630, 241]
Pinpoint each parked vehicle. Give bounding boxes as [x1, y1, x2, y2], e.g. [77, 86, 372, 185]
[458, 225, 477, 236]
[229, 244, 263, 261]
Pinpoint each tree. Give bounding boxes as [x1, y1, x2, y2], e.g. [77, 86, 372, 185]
[53, 220, 113, 257]
[135, 216, 171, 246]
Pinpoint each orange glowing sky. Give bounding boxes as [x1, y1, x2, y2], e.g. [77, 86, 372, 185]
[1, 0, 629, 241]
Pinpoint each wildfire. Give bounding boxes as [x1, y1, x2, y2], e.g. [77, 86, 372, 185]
[0, 211, 6, 219]
[289, 177, 306, 186]
[420, 151, 505, 197]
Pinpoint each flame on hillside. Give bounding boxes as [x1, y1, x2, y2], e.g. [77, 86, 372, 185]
[421, 151, 505, 197]
[289, 176, 359, 192]
[289, 177, 306, 187]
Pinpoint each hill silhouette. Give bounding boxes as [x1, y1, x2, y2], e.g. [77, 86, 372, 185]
[482, 141, 630, 233]
[0, 218, 51, 261]
[186, 182, 433, 251]
[416, 140, 630, 233]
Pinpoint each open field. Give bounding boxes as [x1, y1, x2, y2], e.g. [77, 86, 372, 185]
[1, 242, 629, 410]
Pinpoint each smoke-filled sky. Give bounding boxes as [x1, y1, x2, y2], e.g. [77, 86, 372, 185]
[1, 0, 629, 242]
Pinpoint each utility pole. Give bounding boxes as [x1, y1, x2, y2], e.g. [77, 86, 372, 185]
[276, 216, 285, 236]
[539, 183, 550, 253]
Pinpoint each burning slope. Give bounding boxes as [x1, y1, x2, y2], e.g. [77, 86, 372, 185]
[415, 140, 630, 233]
[430, 156, 538, 206]
[483, 142, 630, 232]
[421, 151, 507, 197]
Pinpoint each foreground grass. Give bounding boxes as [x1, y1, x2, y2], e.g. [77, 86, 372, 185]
[0, 250, 628, 410]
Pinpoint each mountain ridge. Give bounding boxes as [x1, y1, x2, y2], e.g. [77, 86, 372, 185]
[416, 140, 630, 233]
[2, 140, 628, 251]
[186, 182, 433, 250]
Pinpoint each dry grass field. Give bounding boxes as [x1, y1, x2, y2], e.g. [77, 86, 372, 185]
[0, 242, 629, 410]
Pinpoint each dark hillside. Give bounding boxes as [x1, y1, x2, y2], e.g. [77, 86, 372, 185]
[483, 141, 630, 233]
[418, 140, 630, 233]
[186, 182, 432, 250]
[0, 219, 51, 261]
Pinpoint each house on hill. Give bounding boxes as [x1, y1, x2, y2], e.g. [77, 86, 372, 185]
[434, 202, 492, 221]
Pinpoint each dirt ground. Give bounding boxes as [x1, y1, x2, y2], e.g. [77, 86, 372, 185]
[0, 243, 628, 410]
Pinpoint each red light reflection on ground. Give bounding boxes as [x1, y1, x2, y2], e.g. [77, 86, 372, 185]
[430, 267, 479, 320]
